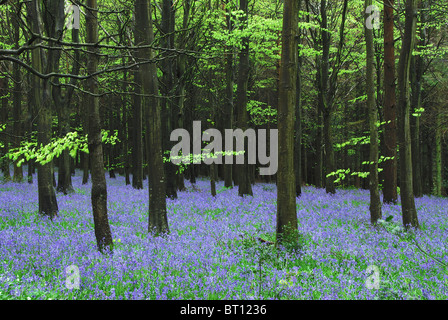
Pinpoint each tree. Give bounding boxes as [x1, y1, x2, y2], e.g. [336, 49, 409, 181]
[223, 0, 235, 189]
[236, 0, 253, 197]
[365, 0, 381, 224]
[318, 0, 348, 194]
[54, 2, 81, 195]
[161, 0, 178, 199]
[295, 50, 303, 196]
[86, 0, 114, 253]
[12, 0, 23, 183]
[27, 0, 59, 218]
[276, 0, 299, 247]
[383, 0, 398, 204]
[131, 1, 145, 191]
[135, 0, 169, 235]
[0, 68, 10, 181]
[397, 0, 419, 229]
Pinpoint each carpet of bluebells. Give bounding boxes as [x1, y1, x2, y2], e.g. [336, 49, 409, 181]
[1, 170, 448, 300]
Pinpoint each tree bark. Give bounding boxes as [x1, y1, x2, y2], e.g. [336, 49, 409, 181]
[161, 0, 178, 199]
[86, 0, 114, 253]
[12, 0, 23, 183]
[0, 64, 10, 181]
[397, 0, 419, 229]
[276, 0, 299, 247]
[131, 52, 143, 189]
[295, 52, 302, 197]
[411, 49, 423, 197]
[224, 0, 234, 189]
[54, 25, 79, 195]
[433, 109, 442, 196]
[135, 0, 169, 235]
[27, 0, 59, 218]
[383, 0, 398, 204]
[236, 0, 253, 197]
[365, 0, 381, 224]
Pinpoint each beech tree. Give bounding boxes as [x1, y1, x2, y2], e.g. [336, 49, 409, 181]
[365, 0, 381, 224]
[27, 0, 59, 218]
[276, 0, 299, 247]
[135, 0, 170, 234]
[236, 0, 253, 197]
[86, 0, 114, 252]
[398, 0, 419, 229]
[382, 0, 398, 204]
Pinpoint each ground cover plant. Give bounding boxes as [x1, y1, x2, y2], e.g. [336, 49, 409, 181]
[1, 171, 447, 300]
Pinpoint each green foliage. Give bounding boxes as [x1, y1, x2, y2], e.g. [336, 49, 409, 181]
[6, 130, 119, 167]
[412, 107, 425, 117]
[247, 100, 277, 125]
[326, 168, 374, 184]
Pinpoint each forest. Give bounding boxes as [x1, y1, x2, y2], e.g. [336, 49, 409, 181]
[0, 0, 447, 301]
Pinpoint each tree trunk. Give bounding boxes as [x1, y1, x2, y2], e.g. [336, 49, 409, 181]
[365, 0, 381, 224]
[433, 110, 442, 196]
[27, 0, 59, 218]
[382, 0, 398, 204]
[131, 54, 143, 189]
[161, 0, 178, 199]
[86, 0, 114, 253]
[12, 4, 23, 183]
[411, 52, 423, 198]
[295, 53, 302, 197]
[210, 163, 217, 197]
[12, 64, 23, 182]
[0, 64, 10, 181]
[135, 0, 169, 235]
[397, 0, 419, 229]
[276, 0, 299, 248]
[236, 0, 253, 197]
[54, 25, 79, 195]
[224, 0, 234, 189]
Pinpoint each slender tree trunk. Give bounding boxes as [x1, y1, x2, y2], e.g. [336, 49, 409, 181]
[276, 0, 299, 247]
[0, 65, 10, 181]
[135, 0, 169, 234]
[86, 0, 113, 253]
[315, 99, 323, 188]
[54, 25, 79, 195]
[27, 0, 59, 218]
[320, 0, 332, 193]
[81, 83, 90, 184]
[411, 52, 423, 198]
[123, 92, 131, 185]
[383, 0, 398, 204]
[26, 77, 35, 185]
[236, 0, 253, 197]
[210, 163, 217, 197]
[161, 0, 178, 199]
[433, 110, 442, 196]
[224, 0, 234, 188]
[295, 51, 303, 197]
[365, 0, 381, 224]
[131, 48, 143, 189]
[12, 5, 23, 183]
[397, 0, 419, 229]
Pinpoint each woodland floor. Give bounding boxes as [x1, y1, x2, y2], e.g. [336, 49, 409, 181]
[1, 171, 448, 300]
